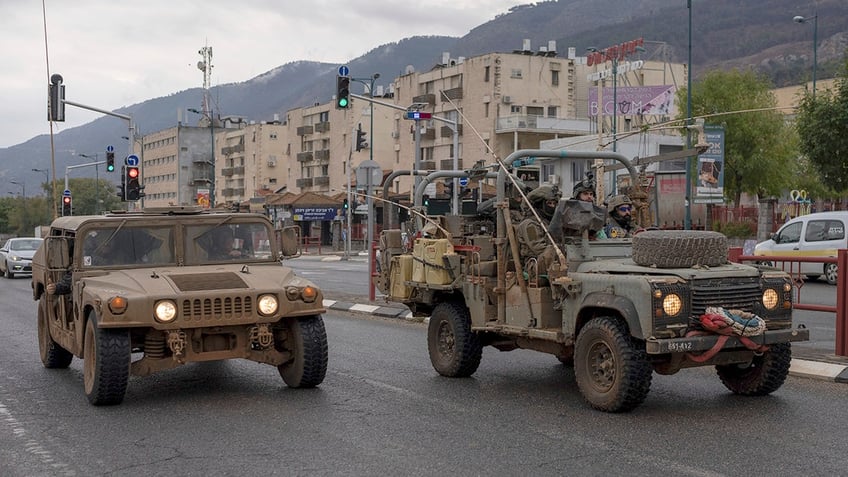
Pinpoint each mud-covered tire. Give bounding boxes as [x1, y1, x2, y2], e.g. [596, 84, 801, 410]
[824, 263, 838, 285]
[632, 230, 728, 268]
[428, 301, 482, 377]
[83, 313, 130, 405]
[5, 266, 13, 279]
[277, 315, 328, 388]
[716, 342, 792, 396]
[38, 296, 72, 369]
[574, 316, 652, 412]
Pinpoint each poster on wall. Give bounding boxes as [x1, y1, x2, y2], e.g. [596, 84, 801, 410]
[694, 125, 725, 204]
[196, 189, 211, 208]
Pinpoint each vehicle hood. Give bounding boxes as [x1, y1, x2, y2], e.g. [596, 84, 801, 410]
[79, 263, 317, 297]
[753, 240, 776, 254]
[8, 250, 37, 260]
[576, 258, 761, 280]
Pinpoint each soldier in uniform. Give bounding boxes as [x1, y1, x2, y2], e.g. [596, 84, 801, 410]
[603, 195, 636, 238]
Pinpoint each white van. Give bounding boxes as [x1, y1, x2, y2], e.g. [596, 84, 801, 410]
[754, 211, 848, 285]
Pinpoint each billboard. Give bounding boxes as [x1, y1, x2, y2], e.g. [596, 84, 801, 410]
[588, 85, 676, 117]
[694, 125, 725, 204]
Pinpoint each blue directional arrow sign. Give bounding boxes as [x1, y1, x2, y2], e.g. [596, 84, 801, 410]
[459, 177, 469, 187]
[106, 145, 114, 152]
[338, 65, 350, 76]
[126, 154, 139, 166]
[63, 189, 71, 196]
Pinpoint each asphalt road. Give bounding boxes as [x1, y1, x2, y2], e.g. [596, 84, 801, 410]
[1, 274, 848, 475]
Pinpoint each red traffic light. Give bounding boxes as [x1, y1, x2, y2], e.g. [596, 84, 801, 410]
[62, 196, 71, 204]
[127, 167, 139, 179]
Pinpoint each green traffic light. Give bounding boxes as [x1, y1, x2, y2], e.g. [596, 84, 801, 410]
[338, 98, 348, 108]
[107, 165, 115, 172]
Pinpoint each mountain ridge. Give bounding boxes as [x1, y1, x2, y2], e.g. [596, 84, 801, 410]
[2, 0, 845, 189]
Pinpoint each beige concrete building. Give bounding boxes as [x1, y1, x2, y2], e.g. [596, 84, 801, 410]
[138, 44, 686, 215]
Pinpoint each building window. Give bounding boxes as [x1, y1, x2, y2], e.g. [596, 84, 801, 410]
[510, 69, 522, 79]
[484, 102, 490, 118]
[547, 106, 557, 118]
[270, 132, 278, 139]
[484, 66, 490, 82]
[510, 105, 522, 114]
[527, 106, 543, 117]
[551, 70, 559, 86]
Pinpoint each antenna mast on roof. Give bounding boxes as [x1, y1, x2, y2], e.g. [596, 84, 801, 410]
[197, 43, 213, 118]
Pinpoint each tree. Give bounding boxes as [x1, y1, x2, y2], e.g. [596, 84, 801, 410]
[795, 62, 848, 193]
[678, 69, 798, 206]
[53, 178, 125, 216]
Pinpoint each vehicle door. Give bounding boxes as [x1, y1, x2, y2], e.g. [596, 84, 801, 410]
[801, 218, 846, 274]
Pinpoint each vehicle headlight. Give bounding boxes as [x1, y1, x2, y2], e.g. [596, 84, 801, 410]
[9, 255, 21, 261]
[154, 300, 177, 322]
[662, 293, 683, 316]
[258, 294, 279, 316]
[762, 288, 779, 310]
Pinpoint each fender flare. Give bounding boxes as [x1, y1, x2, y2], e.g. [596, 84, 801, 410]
[578, 292, 644, 339]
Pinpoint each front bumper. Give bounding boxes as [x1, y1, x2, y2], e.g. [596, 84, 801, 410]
[646, 327, 810, 354]
[8, 259, 32, 273]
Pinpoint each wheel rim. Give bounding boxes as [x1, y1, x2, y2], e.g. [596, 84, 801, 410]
[587, 339, 616, 392]
[826, 264, 838, 282]
[437, 320, 456, 359]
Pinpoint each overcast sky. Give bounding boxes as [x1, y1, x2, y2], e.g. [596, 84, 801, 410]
[0, 0, 518, 148]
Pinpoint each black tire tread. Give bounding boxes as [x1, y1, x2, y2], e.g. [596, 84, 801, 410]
[716, 342, 792, 396]
[632, 230, 728, 268]
[85, 317, 130, 406]
[574, 317, 652, 412]
[278, 315, 328, 388]
[428, 301, 482, 377]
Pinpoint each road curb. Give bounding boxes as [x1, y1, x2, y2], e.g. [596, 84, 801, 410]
[790, 359, 848, 383]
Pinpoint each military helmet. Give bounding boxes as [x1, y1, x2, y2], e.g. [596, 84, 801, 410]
[525, 184, 561, 218]
[572, 179, 595, 198]
[607, 194, 632, 213]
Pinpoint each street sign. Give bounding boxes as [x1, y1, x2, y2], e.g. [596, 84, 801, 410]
[338, 65, 350, 76]
[405, 111, 432, 120]
[63, 189, 71, 196]
[459, 177, 469, 187]
[355, 160, 383, 190]
[106, 145, 114, 152]
[126, 154, 139, 166]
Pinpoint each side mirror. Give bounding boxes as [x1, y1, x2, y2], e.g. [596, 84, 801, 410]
[277, 226, 301, 258]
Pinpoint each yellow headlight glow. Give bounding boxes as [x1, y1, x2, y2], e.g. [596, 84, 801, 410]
[154, 300, 177, 322]
[662, 293, 683, 316]
[762, 288, 779, 310]
[258, 294, 279, 315]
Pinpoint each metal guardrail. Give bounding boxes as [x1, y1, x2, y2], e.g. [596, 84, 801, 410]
[729, 248, 848, 356]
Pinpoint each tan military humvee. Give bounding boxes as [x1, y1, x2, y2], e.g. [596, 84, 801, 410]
[31, 206, 327, 405]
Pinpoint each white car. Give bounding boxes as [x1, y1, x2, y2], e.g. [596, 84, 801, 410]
[754, 211, 848, 285]
[0, 237, 44, 278]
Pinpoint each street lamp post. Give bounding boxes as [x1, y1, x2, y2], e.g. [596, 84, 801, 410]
[793, 14, 818, 98]
[10, 181, 25, 200]
[32, 168, 50, 219]
[78, 153, 100, 214]
[685, 0, 694, 230]
[351, 73, 380, 262]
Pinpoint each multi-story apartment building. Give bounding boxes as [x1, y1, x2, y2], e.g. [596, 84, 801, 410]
[138, 41, 685, 222]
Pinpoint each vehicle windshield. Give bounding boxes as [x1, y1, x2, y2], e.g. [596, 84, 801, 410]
[81, 226, 175, 268]
[10, 239, 43, 251]
[185, 221, 273, 265]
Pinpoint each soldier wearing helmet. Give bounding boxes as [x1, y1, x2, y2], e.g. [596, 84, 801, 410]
[604, 194, 635, 238]
[524, 184, 561, 221]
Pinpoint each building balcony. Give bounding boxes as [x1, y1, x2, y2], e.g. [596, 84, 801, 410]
[314, 121, 330, 133]
[297, 151, 313, 162]
[221, 188, 235, 197]
[313, 176, 330, 186]
[421, 128, 436, 140]
[314, 149, 330, 161]
[222, 143, 244, 155]
[221, 167, 234, 177]
[420, 160, 436, 170]
[296, 125, 314, 136]
[495, 115, 592, 135]
[296, 178, 313, 188]
[440, 125, 462, 137]
[233, 166, 245, 176]
[440, 159, 463, 170]
[412, 93, 436, 105]
[190, 174, 213, 185]
[441, 87, 463, 101]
